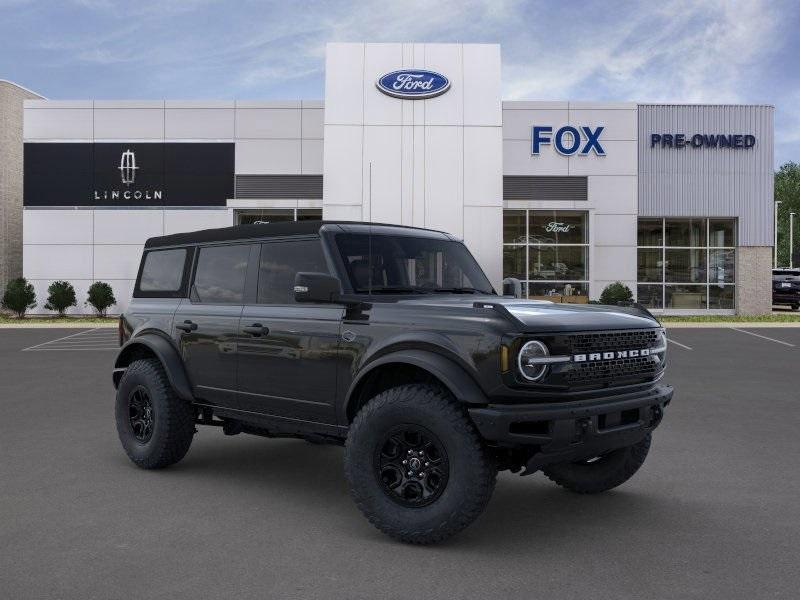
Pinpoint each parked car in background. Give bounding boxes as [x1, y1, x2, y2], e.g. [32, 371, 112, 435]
[772, 268, 800, 310]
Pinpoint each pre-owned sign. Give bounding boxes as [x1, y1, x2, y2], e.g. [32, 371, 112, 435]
[23, 142, 234, 207]
[649, 133, 756, 149]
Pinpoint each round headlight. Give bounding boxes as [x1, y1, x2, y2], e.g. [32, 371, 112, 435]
[517, 340, 550, 382]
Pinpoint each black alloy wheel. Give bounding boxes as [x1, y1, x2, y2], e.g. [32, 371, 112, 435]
[376, 425, 449, 507]
[128, 386, 154, 444]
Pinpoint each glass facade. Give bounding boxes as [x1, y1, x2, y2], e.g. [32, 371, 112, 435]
[637, 218, 736, 310]
[235, 208, 322, 225]
[503, 210, 589, 300]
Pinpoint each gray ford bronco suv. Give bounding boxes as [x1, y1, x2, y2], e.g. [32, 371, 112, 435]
[114, 221, 672, 544]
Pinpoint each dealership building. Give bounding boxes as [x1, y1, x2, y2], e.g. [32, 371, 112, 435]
[1, 42, 775, 314]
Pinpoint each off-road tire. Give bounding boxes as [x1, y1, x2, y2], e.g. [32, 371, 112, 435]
[344, 383, 497, 544]
[115, 358, 195, 469]
[542, 433, 652, 494]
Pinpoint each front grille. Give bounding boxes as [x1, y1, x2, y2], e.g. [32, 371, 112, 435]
[567, 355, 659, 385]
[560, 329, 664, 386]
[568, 329, 660, 354]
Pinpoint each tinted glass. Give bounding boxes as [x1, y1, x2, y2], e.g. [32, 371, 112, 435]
[193, 244, 250, 303]
[335, 234, 494, 294]
[528, 282, 588, 298]
[237, 210, 294, 225]
[529, 211, 587, 244]
[638, 219, 663, 246]
[502, 246, 526, 280]
[709, 249, 735, 284]
[258, 239, 329, 304]
[503, 210, 527, 244]
[665, 219, 706, 247]
[528, 245, 587, 280]
[139, 249, 186, 292]
[709, 219, 736, 247]
[709, 285, 735, 309]
[665, 249, 707, 283]
[665, 285, 707, 309]
[637, 248, 662, 282]
[637, 284, 663, 309]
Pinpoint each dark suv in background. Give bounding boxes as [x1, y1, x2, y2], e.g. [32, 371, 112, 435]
[113, 221, 672, 544]
[772, 268, 800, 310]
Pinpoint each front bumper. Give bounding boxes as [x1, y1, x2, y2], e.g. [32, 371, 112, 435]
[468, 383, 673, 473]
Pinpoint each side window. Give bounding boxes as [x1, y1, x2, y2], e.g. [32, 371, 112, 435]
[192, 244, 250, 304]
[258, 239, 329, 304]
[138, 248, 188, 295]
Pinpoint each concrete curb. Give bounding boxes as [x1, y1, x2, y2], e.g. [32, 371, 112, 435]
[662, 322, 800, 328]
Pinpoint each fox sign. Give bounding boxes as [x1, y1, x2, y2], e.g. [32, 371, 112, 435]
[532, 125, 605, 156]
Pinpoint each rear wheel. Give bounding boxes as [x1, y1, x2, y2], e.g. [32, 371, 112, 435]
[344, 384, 496, 544]
[115, 358, 195, 469]
[542, 434, 652, 494]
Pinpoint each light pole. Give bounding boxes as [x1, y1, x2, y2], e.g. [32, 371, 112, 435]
[791, 212, 796, 269]
[775, 200, 782, 267]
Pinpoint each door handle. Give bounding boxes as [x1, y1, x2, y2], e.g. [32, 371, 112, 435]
[176, 320, 198, 333]
[242, 323, 269, 336]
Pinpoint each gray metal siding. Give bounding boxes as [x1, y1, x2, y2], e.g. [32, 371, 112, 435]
[235, 174, 323, 199]
[638, 104, 774, 246]
[503, 176, 587, 201]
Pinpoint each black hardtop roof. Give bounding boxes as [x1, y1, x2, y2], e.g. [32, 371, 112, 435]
[143, 221, 454, 249]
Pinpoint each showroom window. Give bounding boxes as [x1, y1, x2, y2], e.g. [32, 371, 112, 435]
[235, 208, 322, 225]
[637, 218, 736, 310]
[503, 210, 589, 301]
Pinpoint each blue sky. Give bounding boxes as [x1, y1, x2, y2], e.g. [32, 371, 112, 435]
[2, 0, 798, 166]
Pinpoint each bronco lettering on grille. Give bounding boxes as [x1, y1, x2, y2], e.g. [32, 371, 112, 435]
[573, 348, 651, 362]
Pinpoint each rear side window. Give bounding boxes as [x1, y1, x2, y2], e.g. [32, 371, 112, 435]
[138, 248, 188, 295]
[258, 239, 329, 304]
[192, 244, 250, 304]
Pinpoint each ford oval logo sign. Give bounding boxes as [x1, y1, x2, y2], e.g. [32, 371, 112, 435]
[376, 70, 450, 99]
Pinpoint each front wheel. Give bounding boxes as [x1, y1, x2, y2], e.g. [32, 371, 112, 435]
[344, 384, 497, 544]
[542, 434, 652, 494]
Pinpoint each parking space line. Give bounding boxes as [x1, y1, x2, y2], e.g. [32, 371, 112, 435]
[729, 327, 796, 347]
[21, 328, 118, 352]
[667, 338, 693, 350]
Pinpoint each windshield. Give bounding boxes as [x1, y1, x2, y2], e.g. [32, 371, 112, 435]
[334, 233, 495, 295]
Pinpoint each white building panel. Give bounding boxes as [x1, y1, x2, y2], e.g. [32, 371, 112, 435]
[568, 140, 637, 176]
[502, 108, 570, 141]
[235, 139, 301, 174]
[463, 44, 502, 126]
[235, 108, 302, 139]
[591, 245, 637, 283]
[464, 127, 503, 207]
[503, 139, 568, 175]
[163, 209, 231, 235]
[322, 126, 363, 205]
[301, 108, 324, 139]
[24, 108, 93, 140]
[165, 108, 235, 139]
[363, 126, 402, 223]
[363, 43, 404, 126]
[93, 210, 163, 244]
[24, 244, 93, 280]
[93, 108, 164, 140]
[23, 210, 92, 244]
[422, 44, 463, 126]
[424, 126, 463, 236]
[93, 244, 144, 280]
[464, 206, 503, 288]
[593, 214, 637, 246]
[568, 108, 637, 141]
[587, 176, 638, 214]
[324, 43, 364, 125]
[301, 139, 324, 174]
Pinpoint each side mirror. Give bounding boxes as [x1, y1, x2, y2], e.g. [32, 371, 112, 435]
[502, 277, 523, 299]
[294, 272, 342, 303]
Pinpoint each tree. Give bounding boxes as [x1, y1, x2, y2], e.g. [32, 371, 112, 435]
[44, 280, 77, 316]
[600, 282, 633, 305]
[775, 162, 800, 267]
[1, 277, 37, 318]
[86, 282, 116, 317]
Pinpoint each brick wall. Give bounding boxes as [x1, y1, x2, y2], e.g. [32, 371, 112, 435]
[0, 81, 41, 296]
[736, 246, 773, 315]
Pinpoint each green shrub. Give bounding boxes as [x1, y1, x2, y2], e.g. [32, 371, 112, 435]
[44, 280, 77, 316]
[599, 282, 634, 305]
[86, 281, 116, 317]
[1, 277, 37, 318]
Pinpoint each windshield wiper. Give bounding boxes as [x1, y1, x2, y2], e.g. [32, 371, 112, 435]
[432, 287, 486, 294]
[354, 286, 428, 294]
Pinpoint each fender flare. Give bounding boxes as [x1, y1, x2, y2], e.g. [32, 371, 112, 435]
[113, 333, 194, 402]
[344, 349, 488, 419]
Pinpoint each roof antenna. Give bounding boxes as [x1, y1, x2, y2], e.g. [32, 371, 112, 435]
[368, 161, 373, 295]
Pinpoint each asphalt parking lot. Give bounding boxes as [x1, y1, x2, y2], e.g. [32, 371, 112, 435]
[1, 327, 799, 600]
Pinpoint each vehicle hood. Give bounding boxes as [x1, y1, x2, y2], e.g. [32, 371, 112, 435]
[391, 295, 660, 332]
